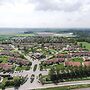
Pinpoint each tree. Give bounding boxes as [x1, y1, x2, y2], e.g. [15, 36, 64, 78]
[80, 43, 83, 48]
[49, 67, 59, 84]
[14, 77, 22, 89]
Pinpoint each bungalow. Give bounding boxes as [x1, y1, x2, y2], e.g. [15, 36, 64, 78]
[83, 61, 90, 67]
[83, 57, 90, 61]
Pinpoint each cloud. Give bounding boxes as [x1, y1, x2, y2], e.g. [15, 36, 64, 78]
[0, 0, 90, 28]
[0, 0, 29, 5]
[0, 0, 90, 12]
[0, 0, 14, 5]
[29, 0, 90, 12]
[29, 0, 82, 12]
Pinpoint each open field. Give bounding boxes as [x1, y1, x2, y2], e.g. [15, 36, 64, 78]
[16, 34, 35, 36]
[78, 42, 90, 50]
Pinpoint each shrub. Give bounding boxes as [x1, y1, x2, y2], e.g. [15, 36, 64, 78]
[33, 64, 37, 71]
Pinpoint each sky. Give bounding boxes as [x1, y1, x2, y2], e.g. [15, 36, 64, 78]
[0, 0, 90, 28]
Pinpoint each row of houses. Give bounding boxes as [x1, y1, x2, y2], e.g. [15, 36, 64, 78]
[44, 58, 65, 65]
[9, 57, 30, 66]
[64, 47, 86, 51]
[0, 57, 31, 72]
[65, 61, 90, 67]
[0, 44, 14, 50]
[0, 51, 21, 58]
[71, 52, 90, 57]
[0, 63, 13, 71]
[0, 57, 31, 71]
[44, 55, 90, 65]
[56, 51, 90, 58]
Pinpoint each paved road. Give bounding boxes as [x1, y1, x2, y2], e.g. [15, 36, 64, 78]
[6, 80, 90, 90]
[28, 80, 90, 90]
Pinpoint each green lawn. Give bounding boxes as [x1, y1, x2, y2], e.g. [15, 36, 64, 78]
[55, 64, 64, 70]
[0, 56, 9, 63]
[0, 35, 12, 41]
[71, 58, 83, 63]
[16, 66, 30, 71]
[43, 63, 64, 70]
[78, 42, 90, 50]
[0, 48, 3, 52]
[61, 51, 68, 54]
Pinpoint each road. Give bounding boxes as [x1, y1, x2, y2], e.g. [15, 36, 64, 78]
[6, 80, 90, 90]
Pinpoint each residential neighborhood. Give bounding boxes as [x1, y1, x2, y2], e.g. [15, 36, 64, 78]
[0, 32, 90, 90]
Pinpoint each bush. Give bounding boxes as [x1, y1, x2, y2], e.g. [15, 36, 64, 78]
[33, 64, 37, 71]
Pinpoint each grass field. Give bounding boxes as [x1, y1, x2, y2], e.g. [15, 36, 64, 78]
[16, 34, 35, 37]
[0, 35, 12, 41]
[55, 64, 64, 70]
[78, 42, 90, 50]
[0, 56, 9, 63]
[71, 58, 83, 63]
[16, 66, 30, 71]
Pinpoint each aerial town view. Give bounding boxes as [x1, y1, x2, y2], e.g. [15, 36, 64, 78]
[0, 29, 90, 90]
[0, 0, 90, 90]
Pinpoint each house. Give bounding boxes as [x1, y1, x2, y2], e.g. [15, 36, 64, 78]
[31, 53, 45, 59]
[83, 61, 90, 67]
[83, 57, 90, 61]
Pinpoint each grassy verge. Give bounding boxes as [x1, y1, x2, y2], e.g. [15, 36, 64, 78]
[16, 66, 30, 71]
[71, 58, 83, 63]
[0, 56, 9, 63]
